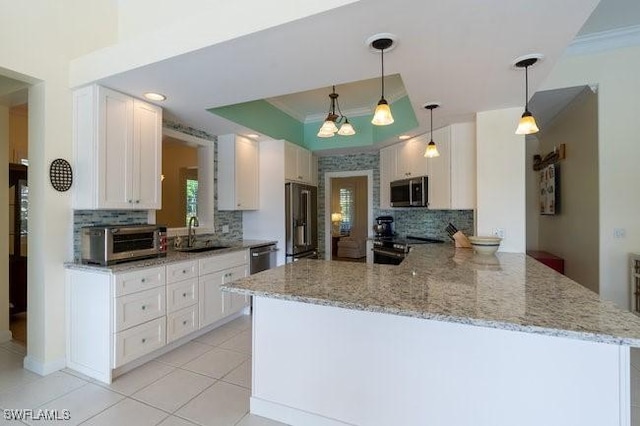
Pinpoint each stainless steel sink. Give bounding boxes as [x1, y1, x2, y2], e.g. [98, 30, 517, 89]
[175, 245, 230, 253]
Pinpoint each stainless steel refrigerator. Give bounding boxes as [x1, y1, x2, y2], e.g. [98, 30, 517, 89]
[285, 182, 318, 262]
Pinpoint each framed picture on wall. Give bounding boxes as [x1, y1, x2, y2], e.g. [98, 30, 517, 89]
[539, 163, 559, 215]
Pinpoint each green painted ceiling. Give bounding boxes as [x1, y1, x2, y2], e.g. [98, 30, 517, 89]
[208, 95, 418, 151]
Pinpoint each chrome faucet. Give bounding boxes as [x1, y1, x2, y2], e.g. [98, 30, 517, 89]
[188, 216, 199, 247]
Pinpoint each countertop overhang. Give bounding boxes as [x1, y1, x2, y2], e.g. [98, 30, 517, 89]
[223, 244, 640, 347]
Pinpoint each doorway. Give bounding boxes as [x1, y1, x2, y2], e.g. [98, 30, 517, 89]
[1, 80, 30, 349]
[9, 163, 27, 344]
[324, 170, 373, 262]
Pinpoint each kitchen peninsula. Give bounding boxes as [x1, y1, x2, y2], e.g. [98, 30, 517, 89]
[223, 245, 640, 426]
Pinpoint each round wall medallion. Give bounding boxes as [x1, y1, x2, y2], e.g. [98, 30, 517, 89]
[49, 158, 73, 192]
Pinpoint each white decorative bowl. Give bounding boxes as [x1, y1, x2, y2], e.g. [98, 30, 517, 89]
[468, 236, 502, 255]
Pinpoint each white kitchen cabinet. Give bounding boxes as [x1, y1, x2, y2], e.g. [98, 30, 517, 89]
[73, 84, 162, 210]
[394, 136, 429, 181]
[66, 248, 250, 384]
[378, 123, 476, 211]
[199, 251, 249, 328]
[427, 122, 476, 210]
[379, 146, 394, 209]
[427, 127, 451, 209]
[284, 141, 315, 184]
[218, 134, 259, 210]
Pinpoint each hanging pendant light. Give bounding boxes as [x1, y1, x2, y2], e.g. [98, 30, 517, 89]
[423, 103, 440, 158]
[370, 37, 395, 126]
[514, 56, 540, 135]
[317, 85, 356, 138]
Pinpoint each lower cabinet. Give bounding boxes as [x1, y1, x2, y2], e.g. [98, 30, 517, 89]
[199, 253, 249, 328]
[66, 249, 250, 383]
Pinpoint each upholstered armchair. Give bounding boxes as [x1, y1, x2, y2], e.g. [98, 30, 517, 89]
[336, 229, 367, 259]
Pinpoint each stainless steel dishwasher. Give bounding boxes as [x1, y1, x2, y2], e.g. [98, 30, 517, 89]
[250, 243, 278, 274]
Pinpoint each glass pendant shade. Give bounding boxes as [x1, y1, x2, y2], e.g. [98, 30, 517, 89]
[317, 126, 335, 138]
[515, 111, 539, 135]
[321, 118, 339, 134]
[337, 120, 355, 136]
[424, 140, 440, 158]
[372, 99, 394, 126]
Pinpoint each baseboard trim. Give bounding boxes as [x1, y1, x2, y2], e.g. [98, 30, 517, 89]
[23, 355, 66, 376]
[0, 329, 12, 344]
[250, 397, 351, 426]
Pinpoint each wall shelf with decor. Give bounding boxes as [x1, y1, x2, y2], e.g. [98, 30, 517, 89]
[631, 254, 640, 314]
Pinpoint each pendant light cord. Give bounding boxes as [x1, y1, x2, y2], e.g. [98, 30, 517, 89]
[524, 65, 529, 110]
[380, 48, 385, 99]
[430, 107, 433, 141]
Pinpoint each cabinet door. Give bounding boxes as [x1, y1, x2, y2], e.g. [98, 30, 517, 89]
[198, 271, 225, 328]
[427, 127, 451, 209]
[222, 265, 249, 315]
[235, 136, 259, 210]
[296, 148, 312, 183]
[379, 146, 395, 209]
[397, 137, 429, 179]
[450, 122, 477, 209]
[133, 99, 162, 209]
[98, 87, 134, 209]
[284, 142, 299, 181]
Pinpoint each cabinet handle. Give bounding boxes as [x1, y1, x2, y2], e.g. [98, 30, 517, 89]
[141, 338, 147, 344]
[182, 269, 187, 274]
[182, 293, 187, 298]
[237, 203, 241, 207]
[141, 305, 146, 311]
[298, 175, 303, 179]
[128, 199, 132, 203]
[182, 320, 188, 326]
[141, 278, 146, 283]
[135, 200, 140, 204]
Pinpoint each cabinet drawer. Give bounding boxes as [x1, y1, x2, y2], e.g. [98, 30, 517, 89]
[167, 305, 198, 343]
[114, 317, 166, 368]
[115, 287, 165, 332]
[114, 266, 165, 297]
[166, 260, 198, 284]
[199, 250, 248, 275]
[167, 278, 198, 313]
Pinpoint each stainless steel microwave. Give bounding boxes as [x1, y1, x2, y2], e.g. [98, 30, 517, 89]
[81, 224, 167, 265]
[390, 176, 428, 207]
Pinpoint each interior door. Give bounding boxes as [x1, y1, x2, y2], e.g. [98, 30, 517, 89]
[9, 164, 27, 314]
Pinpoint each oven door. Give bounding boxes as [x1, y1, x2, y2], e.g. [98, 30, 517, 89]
[373, 248, 405, 265]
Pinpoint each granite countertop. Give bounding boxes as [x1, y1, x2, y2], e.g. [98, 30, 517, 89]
[65, 239, 276, 272]
[223, 244, 640, 346]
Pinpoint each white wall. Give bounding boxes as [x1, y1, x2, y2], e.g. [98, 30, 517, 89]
[71, 0, 360, 87]
[476, 108, 526, 253]
[541, 45, 640, 309]
[0, 106, 9, 341]
[525, 136, 540, 251]
[0, 1, 118, 373]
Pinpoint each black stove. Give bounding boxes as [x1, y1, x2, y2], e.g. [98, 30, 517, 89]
[372, 235, 444, 265]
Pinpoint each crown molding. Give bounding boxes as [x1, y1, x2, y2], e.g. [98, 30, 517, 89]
[567, 25, 640, 56]
[264, 98, 307, 122]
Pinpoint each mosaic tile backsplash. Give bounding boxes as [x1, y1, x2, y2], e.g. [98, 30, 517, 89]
[317, 152, 474, 256]
[72, 120, 243, 260]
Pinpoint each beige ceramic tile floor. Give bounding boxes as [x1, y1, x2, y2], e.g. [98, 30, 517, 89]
[0, 316, 287, 426]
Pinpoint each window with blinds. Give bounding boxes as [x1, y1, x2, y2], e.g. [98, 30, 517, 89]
[339, 187, 354, 234]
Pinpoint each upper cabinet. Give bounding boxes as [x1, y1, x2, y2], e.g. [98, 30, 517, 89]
[427, 122, 476, 210]
[73, 85, 162, 210]
[284, 141, 316, 185]
[379, 122, 476, 210]
[217, 134, 259, 211]
[394, 136, 429, 181]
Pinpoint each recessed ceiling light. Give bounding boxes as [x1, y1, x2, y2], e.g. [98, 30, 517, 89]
[143, 92, 167, 101]
[246, 134, 259, 139]
[399, 135, 411, 140]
